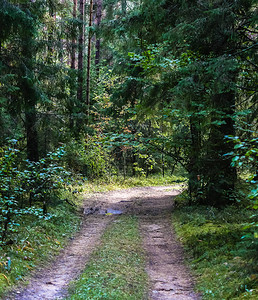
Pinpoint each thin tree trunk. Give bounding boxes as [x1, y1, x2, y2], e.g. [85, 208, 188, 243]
[25, 105, 39, 162]
[86, 0, 93, 121]
[21, 38, 39, 162]
[77, 0, 85, 102]
[188, 116, 201, 204]
[69, 0, 78, 133]
[123, 149, 127, 180]
[71, 0, 77, 69]
[121, 0, 126, 16]
[47, 4, 56, 64]
[162, 153, 165, 177]
[94, 0, 102, 72]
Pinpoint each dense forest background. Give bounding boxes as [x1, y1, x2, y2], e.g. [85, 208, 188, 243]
[0, 0, 257, 247]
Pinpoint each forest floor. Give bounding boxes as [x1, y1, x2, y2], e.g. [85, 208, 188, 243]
[5, 186, 200, 300]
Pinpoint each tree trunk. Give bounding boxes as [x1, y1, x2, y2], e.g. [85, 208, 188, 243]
[22, 66, 39, 162]
[94, 0, 102, 72]
[206, 91, 237, 206]
[188, 116, 201, 204]
[69, 0, 78, 133]
[47, 4, 56, 64]
[71, 0, 77, 69]
[121, 0, 126, 16]
[77, 0, 85, 102]
[21, 37, 39, 162]
[86, 0, 93, 121]
[123, 150, 127, 180]
[25, 105, 39, 162]
[162, 153, 165, 177]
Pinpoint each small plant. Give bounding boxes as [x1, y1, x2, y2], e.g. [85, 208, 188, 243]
[64, 137, 112, 179]
[0, 140, 25, 244]
[225, 135, 258, 240]
[25, 147, 71, 212]
[0, 140, 71, 245]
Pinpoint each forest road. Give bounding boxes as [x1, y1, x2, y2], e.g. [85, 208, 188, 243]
[6, 186, 200, 300]
[132, 186, 201, 300]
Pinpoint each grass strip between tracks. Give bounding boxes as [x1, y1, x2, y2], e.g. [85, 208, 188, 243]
[67, 215, 148, 300]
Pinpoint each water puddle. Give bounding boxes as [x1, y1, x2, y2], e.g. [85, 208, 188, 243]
[106, 208, 123, 215]
[84, 207, 123, 216]
[98, 208, 123, 215]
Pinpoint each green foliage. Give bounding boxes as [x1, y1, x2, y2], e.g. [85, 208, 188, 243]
[0, 140, 24, 243]
[0, 0, 256, 206]
[67, 216, 148, 300]
[172, 204, 258, 299]
[0, 0, 256, 297]
[0, 140, 71, 244]
[64, 136, 112, 179]
[106, 0, 257, 206]
[225, 134, 258, 239]
[25, 147, 71, 206]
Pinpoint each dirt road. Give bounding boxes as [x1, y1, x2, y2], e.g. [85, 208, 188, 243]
[6, 186, 200, 300]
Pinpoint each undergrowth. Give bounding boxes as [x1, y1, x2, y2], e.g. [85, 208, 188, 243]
[172, 200, 258, 299]
[67, 215, 148, 300]
[0, 203, 80, 297]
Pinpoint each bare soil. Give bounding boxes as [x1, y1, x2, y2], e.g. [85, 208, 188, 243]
[135, 187, 200, 300]
[5, 186, 200, 300]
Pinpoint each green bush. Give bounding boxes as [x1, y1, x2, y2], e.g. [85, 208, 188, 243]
[225, 135, 258, 240]
[64, 136, 112, 179]
[0, 140, 71, 245]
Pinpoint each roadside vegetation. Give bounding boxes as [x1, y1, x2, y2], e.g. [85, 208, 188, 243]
[172, 192, 258, 300]
[0, 203, 80, 296]
[1, 169, 257, 299]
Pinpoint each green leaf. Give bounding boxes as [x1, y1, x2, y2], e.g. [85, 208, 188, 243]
[232, 156, 240, 162]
